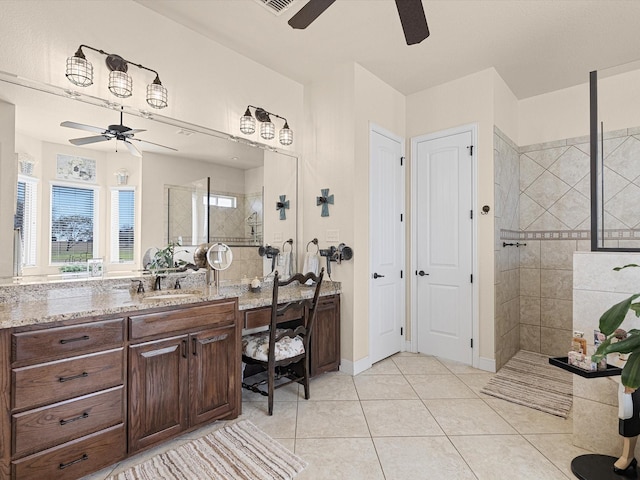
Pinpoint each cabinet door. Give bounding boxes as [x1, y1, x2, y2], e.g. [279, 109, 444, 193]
[189, 325, 238, 427]
[311, 295, 341, 377]
[128, 335, 188, 453]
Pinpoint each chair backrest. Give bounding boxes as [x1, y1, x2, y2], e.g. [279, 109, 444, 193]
[269, 268, 325, 350]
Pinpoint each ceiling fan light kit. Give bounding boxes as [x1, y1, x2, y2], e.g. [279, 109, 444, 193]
[240, 105, 293, 145]
[65, 45, 168, 109]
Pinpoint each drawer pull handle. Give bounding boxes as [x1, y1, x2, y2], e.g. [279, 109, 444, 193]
[59, 412, 89, 425]
[59, 454, 88, 470]
[59, 372, 89, 383]
[59, 335, 90, 344]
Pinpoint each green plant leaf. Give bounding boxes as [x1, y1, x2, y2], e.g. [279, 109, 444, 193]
[597, 333, 640, 355]
[622, 352, 640, 389]
[592, 337, 613, 363]
[599, 294, 640, 336]
[630, 303, 640, 317]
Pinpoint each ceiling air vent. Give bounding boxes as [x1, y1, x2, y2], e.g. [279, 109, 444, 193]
[254, 0, 298, 16]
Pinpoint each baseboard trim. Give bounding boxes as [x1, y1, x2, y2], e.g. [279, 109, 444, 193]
[339, 356, 372, 376]
[477, 356, 496, 373]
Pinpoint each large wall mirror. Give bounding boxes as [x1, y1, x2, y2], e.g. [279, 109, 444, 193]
[0, 71, 297, 283]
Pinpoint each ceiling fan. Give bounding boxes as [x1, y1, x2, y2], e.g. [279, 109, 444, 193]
[288, 0, 429, 45]
[60, 108, 177, 158]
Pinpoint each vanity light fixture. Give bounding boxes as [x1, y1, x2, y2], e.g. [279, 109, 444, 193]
[65, 44, 168, 109]
[240, 105, 293, 145]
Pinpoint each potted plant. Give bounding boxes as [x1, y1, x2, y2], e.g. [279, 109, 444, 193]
[147, 242, 186, 273]
[592, 264, 640, 389]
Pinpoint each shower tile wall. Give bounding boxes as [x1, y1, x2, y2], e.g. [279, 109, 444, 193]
[515, 127, 640, 357]
[493, 127, 520, 370]
[495, 126, 640, 364]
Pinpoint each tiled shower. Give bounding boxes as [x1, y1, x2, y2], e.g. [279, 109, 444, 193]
[494, 125, 640, 369]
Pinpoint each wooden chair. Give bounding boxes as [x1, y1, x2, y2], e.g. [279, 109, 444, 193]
[241, 268, 325, 415]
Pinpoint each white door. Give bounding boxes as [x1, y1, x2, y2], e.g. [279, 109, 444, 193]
[413, 129, 473, 364]
[369, 125, 405, 365]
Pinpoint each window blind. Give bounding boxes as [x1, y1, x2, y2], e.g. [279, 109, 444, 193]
[51, 184, 96, 264]
[110, 188, 135, 263]
[16, 177, 38, 266]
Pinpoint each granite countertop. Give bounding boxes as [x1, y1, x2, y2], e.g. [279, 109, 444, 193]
[0, 280, 341, 330]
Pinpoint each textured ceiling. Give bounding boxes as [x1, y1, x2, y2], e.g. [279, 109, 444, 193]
[136, 0, 640, 99]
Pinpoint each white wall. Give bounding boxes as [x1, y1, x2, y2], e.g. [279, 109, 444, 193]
[519, 68, 640, 147]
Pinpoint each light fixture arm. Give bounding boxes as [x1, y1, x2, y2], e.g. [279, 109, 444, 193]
[76, 44, 162, 80]
[246, 105, 288, 125]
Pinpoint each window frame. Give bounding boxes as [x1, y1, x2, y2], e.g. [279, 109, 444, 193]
[16, 174, 39, 268]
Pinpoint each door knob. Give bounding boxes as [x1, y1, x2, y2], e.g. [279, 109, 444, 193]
[418, 270, 429, 276]
[373, 272, 385, 279]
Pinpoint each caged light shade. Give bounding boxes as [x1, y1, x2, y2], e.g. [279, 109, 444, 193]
[146, 75, 168, 109]
[260, 120, 275, 140]
[108, 70, 133, 98]
[240, 107, 256, 134]
[279, 121, 293, 146]
[66, 48, 93, 87]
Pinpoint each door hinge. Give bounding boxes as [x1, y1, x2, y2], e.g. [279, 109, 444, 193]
[470, 338, 473, 348]
[401, 327, 404, 336]
[400, 156, 404, 166]
[470, 274, 473, 283]
[400, 270, 403, 279]
[467, 145, 474, 156]
[470, 209, 473, 219]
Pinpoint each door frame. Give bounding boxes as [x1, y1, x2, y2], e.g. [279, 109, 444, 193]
[369, 122, 406, 366]
[409, 123, 479, 368]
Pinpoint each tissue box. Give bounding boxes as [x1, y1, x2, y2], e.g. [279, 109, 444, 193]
[567, 350, 597, 372]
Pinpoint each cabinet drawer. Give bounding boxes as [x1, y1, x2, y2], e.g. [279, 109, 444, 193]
[13, 386, 124, 457]
[244, 305, 303, 329]
[130, 300, 236, 340]
[12, 318, 124, 364]
[13, 348, 124, 411]
[12, 424, 125, 480]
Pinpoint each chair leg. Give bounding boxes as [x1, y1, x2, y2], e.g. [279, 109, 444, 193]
[268, 363, 275, 415]
[302, 357, 310, 400]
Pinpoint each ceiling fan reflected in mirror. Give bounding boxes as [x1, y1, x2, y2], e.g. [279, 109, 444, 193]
[288, 0, 429, 45]
[60, 108, 177, 157]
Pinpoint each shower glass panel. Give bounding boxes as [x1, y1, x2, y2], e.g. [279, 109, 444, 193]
[590, 61, 640, 251]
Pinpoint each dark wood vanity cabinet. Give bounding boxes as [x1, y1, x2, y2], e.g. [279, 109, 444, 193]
[311, 294, 341, 377]
[0, 298, 241, 479]
[127, 300, 240, 454]
[8, 318, 127, 480]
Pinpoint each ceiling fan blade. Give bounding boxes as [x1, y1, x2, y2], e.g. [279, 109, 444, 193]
[395, 0, 430, 45]
[60, 121, 107, 135]
[124, 140, 142, 157]
[125, 129, 146, 135]
[288, 0, 336, 29]
[69, 135, 111, 146]
[130, 137, 178, 152]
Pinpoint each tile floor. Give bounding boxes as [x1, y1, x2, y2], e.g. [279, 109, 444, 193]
[84, 352, 590, 480]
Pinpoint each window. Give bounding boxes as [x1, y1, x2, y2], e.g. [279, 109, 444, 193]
[206, 194, 237, 208]
[50, 183, 97, 265]
[16, 176, 38, 267]
[110, 188, 135, 263]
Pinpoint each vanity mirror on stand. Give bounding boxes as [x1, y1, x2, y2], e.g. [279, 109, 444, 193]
[206, 242, 233, 295]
